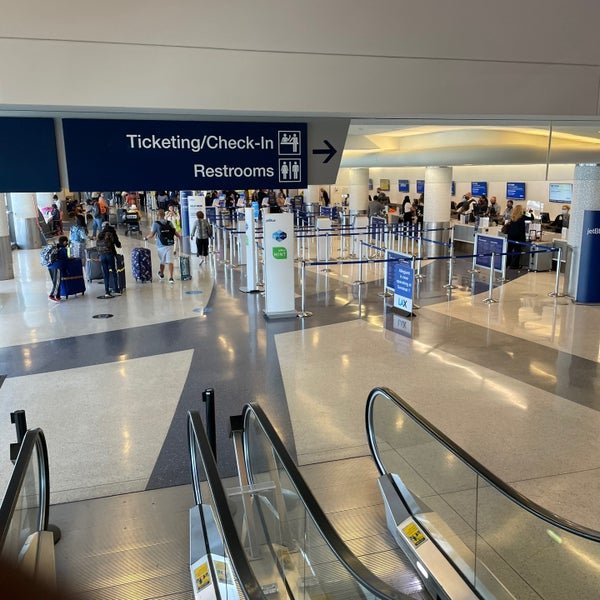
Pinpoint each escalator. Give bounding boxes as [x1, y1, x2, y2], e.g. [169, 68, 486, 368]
[0, 427, 57, 593]
[366, 386, 600, 600]
[188, 406, 427, 599]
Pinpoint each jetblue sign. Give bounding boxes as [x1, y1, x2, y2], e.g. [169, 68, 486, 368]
[62, 119, 307, 190]
[576, 210, 600, 303]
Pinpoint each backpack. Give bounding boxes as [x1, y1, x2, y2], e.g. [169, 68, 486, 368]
[96, 235, 113, 255]
[157, 221, 175, 246]
[40, 244, 59, 267]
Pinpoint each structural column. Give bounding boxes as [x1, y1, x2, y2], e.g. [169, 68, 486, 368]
[0, 193, 14, 280]
[12, 192, 42, 249]
[568, 164, 600, 302]
[423, 166, 452, 257]
[349, 168, 369, 213]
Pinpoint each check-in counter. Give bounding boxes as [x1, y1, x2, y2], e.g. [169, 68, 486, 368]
[453, 223, 502, 251]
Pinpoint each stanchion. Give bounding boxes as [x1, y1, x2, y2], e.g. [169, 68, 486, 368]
[229, 230, 238, 268]
[297, 260, 313, 318]
[415, 234, 425, 281]
[483, 252, 498, 304]
[321, 232, 332, 273]
[467, 252, 480, 274]
[353, 241, 365, 285]
[548, 247, 565, 298]
[443, 245, 457, 290]
[412, 256, 420, 311]
[377, 254, 393, 298]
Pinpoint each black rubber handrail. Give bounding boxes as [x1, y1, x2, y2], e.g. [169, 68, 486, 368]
[241, 403, 412, 600]
[187, 411, 267, 600]
[366, 386, 600, 543]
[0, 428, 50, 551]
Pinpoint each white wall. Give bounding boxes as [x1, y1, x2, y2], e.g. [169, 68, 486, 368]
[1, 1, 600, 118]
[338, 164, 576, 219]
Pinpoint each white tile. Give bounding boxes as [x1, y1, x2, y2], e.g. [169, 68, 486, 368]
[0, 350, 193, 503]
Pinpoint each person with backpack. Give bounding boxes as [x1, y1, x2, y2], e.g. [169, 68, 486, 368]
[190, 210, 213, 263]
[96, 228, 122, 298]
[45, 236, 69, 302]
[144, 208, 181, 283]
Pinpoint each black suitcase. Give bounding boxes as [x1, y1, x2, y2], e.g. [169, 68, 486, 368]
[114, 254, 127, 291]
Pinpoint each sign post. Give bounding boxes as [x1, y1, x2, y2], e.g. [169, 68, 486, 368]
[240, 207, 259, 293]
[263, 213, 296, 318]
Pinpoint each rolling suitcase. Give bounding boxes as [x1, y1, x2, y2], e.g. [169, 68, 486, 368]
[85, 247, 103, 282]
[114, 254, 127, 291]
[60, 258, 86, 298]
[117, 208, 127, 226]
[179, 255, 191, 280]
[132, 246, 152, 282]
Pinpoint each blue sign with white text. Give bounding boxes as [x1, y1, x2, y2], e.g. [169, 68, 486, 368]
[471, 181, 488, 196]
[475, 234, 505, 271]
[393, 262, 414, 313]
[0, 118, 60, 192]
[507, 182, 526, 199]
[62, 119, 307, 190]
[576, 210, 600, 303]
[416, 180, 425, 194]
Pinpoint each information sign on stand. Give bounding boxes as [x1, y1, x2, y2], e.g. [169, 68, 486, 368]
[393, 260, 414, 315]
[263, 212, 296, 318]
[475, 233, 506, 276]
[385, 250, 412, 293]
[240, 207, 258, 293]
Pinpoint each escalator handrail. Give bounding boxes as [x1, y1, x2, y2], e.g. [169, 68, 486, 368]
[0, 428, 50, 550]
[187, 411, 267, 600]
[366, 386, 600, 543]
[242, 403, 413, 600]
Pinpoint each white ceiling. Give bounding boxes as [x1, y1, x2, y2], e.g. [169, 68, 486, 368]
[341, 121, 600, 168]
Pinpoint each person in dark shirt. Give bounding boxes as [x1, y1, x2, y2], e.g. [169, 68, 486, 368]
[48, 236, 69, 301]
[506, 205, 527, 269]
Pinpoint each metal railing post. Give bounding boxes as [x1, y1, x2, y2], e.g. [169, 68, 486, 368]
[297, 260, 313, 318]
[443, 241, 457, 290]
[548, 247, 565, 298]
[354, 241, 365, 285]
[483, 253, 498, 304]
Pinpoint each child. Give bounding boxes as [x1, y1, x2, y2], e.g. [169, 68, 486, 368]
[48, 236, 69, 301]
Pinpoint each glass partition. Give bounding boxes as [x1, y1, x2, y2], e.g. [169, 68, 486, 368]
[242, 406, 409, 600]
[368, 387, 600, 600]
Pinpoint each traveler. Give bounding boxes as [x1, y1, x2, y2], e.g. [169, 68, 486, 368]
[97, 194, 109, 221]
[502, 200, 514, 224]
[144, 208, 182, 283]
[91, 199, 104, 239]
[456, 193, 472, 214]
[96, 228, 122, 298]
[47, 236, 69, 301]
[190, 210, 213, 263]
[164, 204, 181, 254]
[487, 196, 502, 224]
[368, 195, 384, 218]
[402, 195, 414, 223]
[156, 191, 169, 211]
[100, 220, 122, 249]
[50, 203, 63, 235]
[505, 205, 527, 269]
[320, 187, 330, 207]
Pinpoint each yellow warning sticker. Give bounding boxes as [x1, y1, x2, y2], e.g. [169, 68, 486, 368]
[194, 561, 210, 592]
[402, 522, 427, 548]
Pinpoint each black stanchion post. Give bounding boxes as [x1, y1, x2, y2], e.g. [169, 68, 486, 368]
[9, 410, 28, 463]
[202, 388, 217, 459]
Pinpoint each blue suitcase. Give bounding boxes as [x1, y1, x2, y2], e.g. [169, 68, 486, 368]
[132, 247, 152, 282]
[60, 258, 86, 299]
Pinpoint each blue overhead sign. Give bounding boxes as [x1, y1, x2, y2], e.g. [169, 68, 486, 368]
[0, 118, 60, 192]
[62, 119, 307, 190]
[398, 179, 410, 193]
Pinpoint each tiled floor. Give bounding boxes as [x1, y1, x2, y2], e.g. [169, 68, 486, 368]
[1, 216, 599, 598]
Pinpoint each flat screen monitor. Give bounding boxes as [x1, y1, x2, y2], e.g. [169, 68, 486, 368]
[540, 212, 550, 224]
[471, 181, 487, 196]
[506, 182, 526, 199]
[549, 183, 573, 203]
[451, 181, 456, 196]
[416, 180, 425, 194]
[398, 179, 409, 193]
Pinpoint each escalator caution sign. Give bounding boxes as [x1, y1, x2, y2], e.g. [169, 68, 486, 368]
[402, 521, 427, 548]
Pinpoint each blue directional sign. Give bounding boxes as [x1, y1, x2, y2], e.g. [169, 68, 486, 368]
[416, 180, 425, 194]
[398, 179, 410, 193]
[0, 118, 60, 192]
[393, 261, 414, 313]
[62, 119, 307, 190]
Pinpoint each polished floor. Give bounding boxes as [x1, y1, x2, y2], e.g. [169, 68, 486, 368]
[1, 214, 600, 598]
